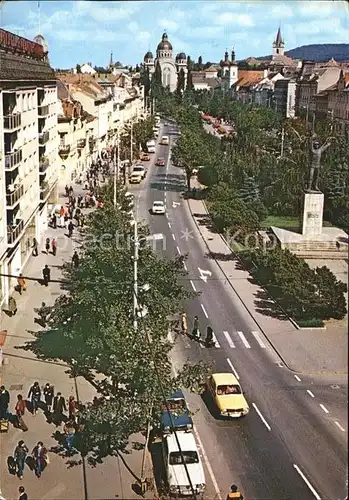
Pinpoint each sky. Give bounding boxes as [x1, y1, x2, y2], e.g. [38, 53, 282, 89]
[0, 0, 348, 69]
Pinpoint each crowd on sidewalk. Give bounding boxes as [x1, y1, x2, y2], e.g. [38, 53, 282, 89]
[0, 157, 112, 499]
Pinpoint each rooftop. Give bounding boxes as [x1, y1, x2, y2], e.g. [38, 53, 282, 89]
[0, 50, 55, 83]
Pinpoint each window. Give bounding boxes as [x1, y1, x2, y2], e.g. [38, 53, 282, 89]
[169, 451, 199, 465]
[217, 384, 242, 395]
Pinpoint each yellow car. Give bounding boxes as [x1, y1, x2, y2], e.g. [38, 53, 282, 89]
[140, 152, 150, 161]
[207, 373, 249, 418]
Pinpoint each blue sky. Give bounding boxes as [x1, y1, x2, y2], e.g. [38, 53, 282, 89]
[0, 1, 348, 69]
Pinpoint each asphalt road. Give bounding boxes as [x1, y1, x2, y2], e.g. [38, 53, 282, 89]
[129, 122, 348, 500]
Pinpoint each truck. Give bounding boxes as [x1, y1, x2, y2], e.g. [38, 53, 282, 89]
[146, 139, 156, 153]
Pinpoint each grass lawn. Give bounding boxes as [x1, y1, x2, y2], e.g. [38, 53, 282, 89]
[261, 215, 333, 229]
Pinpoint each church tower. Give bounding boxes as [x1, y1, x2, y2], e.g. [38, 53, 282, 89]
[229, 48, 238, 87]
[272, 27, 285, 58]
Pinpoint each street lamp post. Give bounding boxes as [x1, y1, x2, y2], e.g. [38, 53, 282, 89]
[133, 217, 139, 332]
[113, 127, 120, 207]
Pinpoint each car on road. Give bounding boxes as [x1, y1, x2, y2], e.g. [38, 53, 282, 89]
[160, 390, 193, 433]
[156, 157, 165, 166]
[152, 201, 166, 215]
[140, 152, 150, 161]
[161, 135, 169, 145]
[162, 432, 206, 497]
[207, 372, 249, 418]
[132, 165, 146, 179]
[129, 172, 143, 184]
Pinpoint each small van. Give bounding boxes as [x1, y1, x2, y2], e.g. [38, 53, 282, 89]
[129, 172, 142, 184]
[161, 135, 169, 146]
[132, 165, 146, 179]
[146, 139, 156, 153]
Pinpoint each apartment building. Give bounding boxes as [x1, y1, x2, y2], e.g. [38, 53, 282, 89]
[326, 71, 349, 139]
[0, 29, 59, 305]
[274, 78, 297, 118]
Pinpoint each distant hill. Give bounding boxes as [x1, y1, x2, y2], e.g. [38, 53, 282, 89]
[256, 44, 349, 62]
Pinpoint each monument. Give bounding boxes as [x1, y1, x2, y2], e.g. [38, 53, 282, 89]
[270, 134, 348, 259]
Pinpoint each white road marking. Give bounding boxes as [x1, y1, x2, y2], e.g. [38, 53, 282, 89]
[335, 421, 346, 432]
[168, 222, 171, 228]
[237, 331, 251, 348]
[223, 331, 235, 348]
[200, 303, 208, 318]
[252, 403, 272, 431]
[212, 332, 220, 348]
[172, 233, 175, 241]
[293, 464, 321, 500]
[307, 390, 315, 398]
[176, 245, 181, 255]
[251, 331, 266, 348]
[226, 357, 240, 380]
[183, 262, 187, 271]
[190, 280, 197, 292]
[198, 267, 212, 283]
[294, 375, 302, 382]
[319, 403, 329, 414]
[193, 428, 222, 500]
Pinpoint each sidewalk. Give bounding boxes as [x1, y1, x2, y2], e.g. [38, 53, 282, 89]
[0, 181, 156, 499]
[187, 196, 348, 375]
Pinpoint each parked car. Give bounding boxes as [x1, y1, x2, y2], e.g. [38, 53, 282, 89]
[129, 173, 142, 184]
[161, 135, 169, 145]
[156, 157, 165, 166]
[140, 152, 150, 161]
[206, 373, 249, 418]
[160, 390, 193, 433]
[132, 165, 146, 179]
[152, 201, 166, 215]
[162, 432, 206, 497]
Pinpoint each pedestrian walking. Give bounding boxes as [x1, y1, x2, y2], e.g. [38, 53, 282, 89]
[72, 251, 80, 269]
[18, 486, 28, 500]
[42, 265, 50, 286]
[68, 396, 77, 421]
[14, 440, 29, 479]
[80, 214, 85, 228]
[45, 238, 50, 254]
[31, 441, 47, 478]
[0, 385, 10, 419]
[32, 237, 38, 257]
[15, 395, 28, 431]
[52, 392, 66, 425]
[68, 221, 74, 238]
[68, 186, 74, 196]
[50, 213, 57, 229]
[8, 296, 18, 316]
[51, 238, 57, 256]
[192, 315, 200, 339]
[65, 185, 69, 197]
[64, 420, 76, 452]
[181, 311, 188, 335]
[34, 302, 51, 326]
[43, 384, 54, 412]
[27, 382, 41, 415]
[17, 274, 27, 295]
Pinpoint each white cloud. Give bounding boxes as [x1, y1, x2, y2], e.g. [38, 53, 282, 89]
[157, 18, 180, 32]
[270, 4, 294, 18]
[214, 12, 254, 26]
[168, 35, 191, 54]
[298, 1, 344, 17]
[78, 3, 139, 23]
[128, 22, 139, 33]
[136, 31, 152, 44]
[183, 26, 222, 38]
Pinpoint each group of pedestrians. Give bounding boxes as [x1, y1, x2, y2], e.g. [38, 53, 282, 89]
[180, 312, 214, 346]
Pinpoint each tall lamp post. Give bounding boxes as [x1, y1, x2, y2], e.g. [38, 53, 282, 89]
[113, 126, 120, 207]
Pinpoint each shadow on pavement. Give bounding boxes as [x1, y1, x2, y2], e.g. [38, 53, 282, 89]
[148, 438, 168, 499]
[204, 251, 235, 262]
[254, 289, 289, 320]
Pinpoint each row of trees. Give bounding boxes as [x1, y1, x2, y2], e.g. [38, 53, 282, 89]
[28, 181, 209, 460]
[153, 86, 347, 322]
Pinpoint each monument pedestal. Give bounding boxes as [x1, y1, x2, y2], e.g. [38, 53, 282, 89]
[302, 192, 324, 237]
[270, 191, 348, 259]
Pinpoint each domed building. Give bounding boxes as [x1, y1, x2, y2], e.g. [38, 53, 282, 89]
[143, 32, 187, 92]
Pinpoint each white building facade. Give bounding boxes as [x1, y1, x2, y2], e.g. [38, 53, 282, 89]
[0, 29, 59, 305]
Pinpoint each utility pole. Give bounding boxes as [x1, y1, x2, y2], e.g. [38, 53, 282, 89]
[133, 218, 139, 332]
[113, 127, 120, 206]
[280, 127, 285, 158]
[312, 112, 316, 133]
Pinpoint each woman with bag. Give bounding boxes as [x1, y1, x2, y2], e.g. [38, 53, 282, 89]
[14, 440, 29, 479]
[32, 441, 48, 478]
[15, 395, 28, 432]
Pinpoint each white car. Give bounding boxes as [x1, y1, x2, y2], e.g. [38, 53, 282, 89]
[152, 201, 166, 214]
[162, 432, 206, 497]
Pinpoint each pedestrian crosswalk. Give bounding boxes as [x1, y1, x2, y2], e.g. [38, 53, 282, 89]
[168, 329, 267, 351]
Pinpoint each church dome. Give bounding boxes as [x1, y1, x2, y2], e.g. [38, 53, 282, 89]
[176, 52, 186, 61]
[157, 32, 173, 51]
[144, 51, 153, 61]
[33, 34, 48, 53]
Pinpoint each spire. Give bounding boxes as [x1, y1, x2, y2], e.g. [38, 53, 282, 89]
[275, 26, 283, 47]
[231, 47, 236, 63]
[109, 51, 113, 67]
[224, 49, 229, 61]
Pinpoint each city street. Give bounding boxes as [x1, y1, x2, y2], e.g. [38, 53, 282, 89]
[130, 121, 348, 500]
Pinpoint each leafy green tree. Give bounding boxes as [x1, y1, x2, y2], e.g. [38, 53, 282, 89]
[186, 70, 194, 91]
[171, 129, 203, 190]
[133, 116, 155, 152]
[197, 166, 219, 187]
[76, 64, 82, 73]
[176, 68, 185, 96]
[27, 181, 210, 460]
[154, 61, 162, 86]
[197, 56, 203, 71]
[140, 68, 151, 97]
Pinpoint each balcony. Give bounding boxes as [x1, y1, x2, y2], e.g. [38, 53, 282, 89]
[39, 131, 50, 145]
[38, 105, 49, 117]
[59, 145, 70, 159]
[77, 138, 86, 149]
[7, 219, 24, 245]
[5, 149, 22, 170]
[3, 113, 21, 131]
[39, 156, 49, 173]
[40, 181, 55, 201]
[6, 184, 24, 208]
